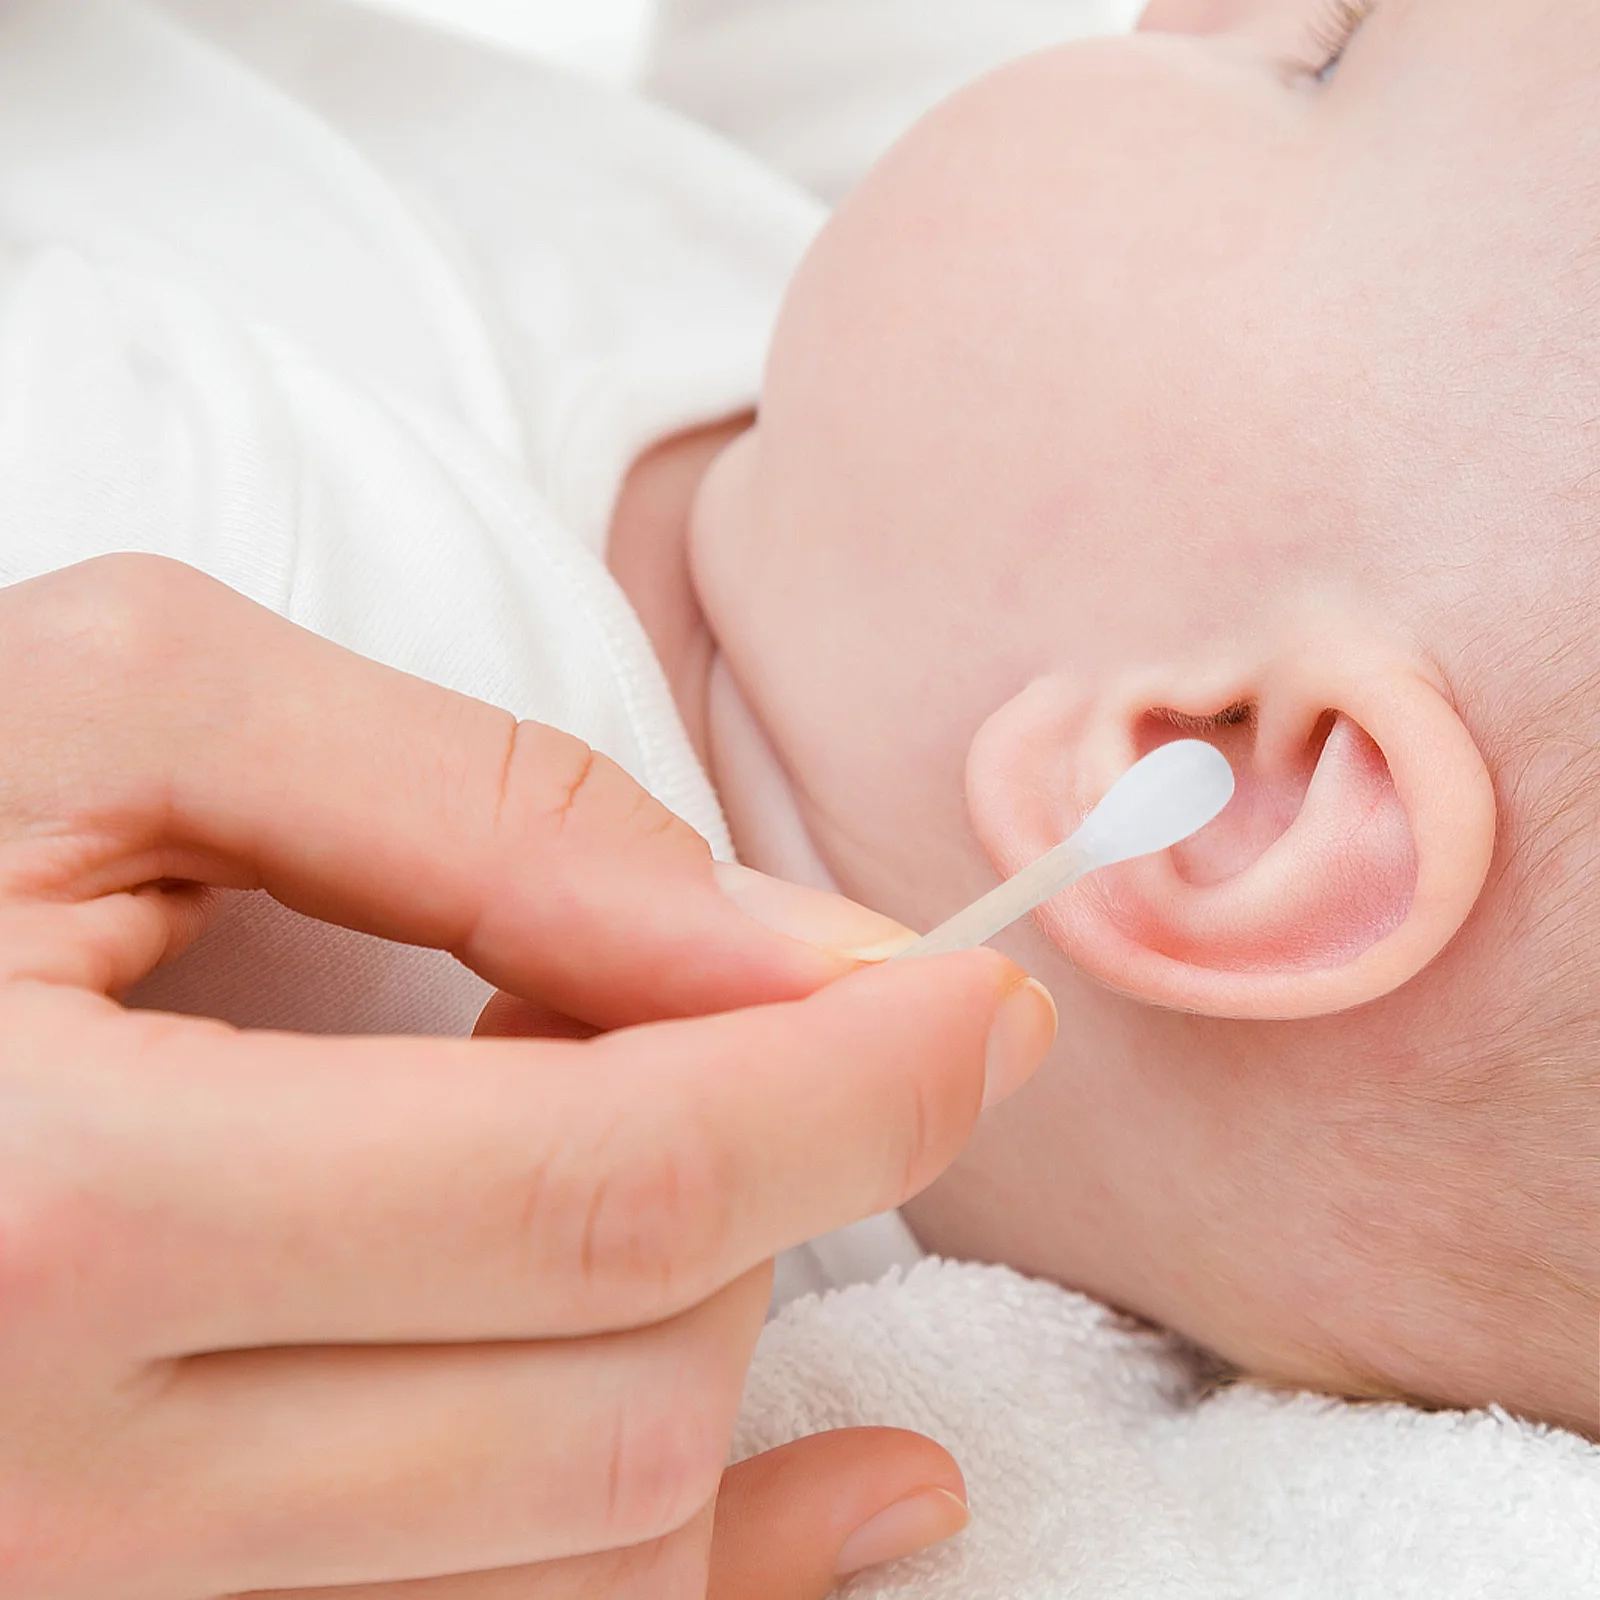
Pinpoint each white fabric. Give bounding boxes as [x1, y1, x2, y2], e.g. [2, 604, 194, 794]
[0, 0, 1136, 1035]
[743, 1259, 1600, 1599]
[360, 0, 652, 82]
[0, 0, 823, 1034]
[647, 0, 1147, 203]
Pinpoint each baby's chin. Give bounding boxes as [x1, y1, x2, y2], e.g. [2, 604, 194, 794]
[683, 422, 760, 643]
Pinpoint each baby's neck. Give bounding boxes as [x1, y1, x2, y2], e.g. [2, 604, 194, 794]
[608, 419, 837, 888]
[605, 420, 735, 762]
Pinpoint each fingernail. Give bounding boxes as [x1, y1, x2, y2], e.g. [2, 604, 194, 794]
[983, 976, 1057, 1109]
[834, 1487, 971, 1578]
[713, 861, 919, 961]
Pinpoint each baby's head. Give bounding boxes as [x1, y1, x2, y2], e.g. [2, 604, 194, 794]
[690, 0, 1600, 1433]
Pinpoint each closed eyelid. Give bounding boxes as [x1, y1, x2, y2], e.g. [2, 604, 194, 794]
[1139, 0, 1381, 82]
[1302, 0, 1379, 79]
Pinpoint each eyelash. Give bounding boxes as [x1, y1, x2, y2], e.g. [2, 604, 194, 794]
[1307, 0, 1376, 78]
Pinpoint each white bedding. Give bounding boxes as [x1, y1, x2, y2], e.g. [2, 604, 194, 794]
[739, 1260, 1600, 1598]
[355, 0, 652, 80]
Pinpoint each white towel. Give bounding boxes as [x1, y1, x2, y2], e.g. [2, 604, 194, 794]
[734, 1259, 1600, 1598]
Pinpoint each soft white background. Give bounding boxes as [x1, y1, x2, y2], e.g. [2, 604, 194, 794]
[357, 0, 655, 80]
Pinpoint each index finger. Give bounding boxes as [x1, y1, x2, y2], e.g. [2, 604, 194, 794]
[0, 556, 912, 1026]
[49, 950, 1052, 1355]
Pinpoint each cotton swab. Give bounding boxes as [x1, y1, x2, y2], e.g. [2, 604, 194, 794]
[891, 740, 1235, 960]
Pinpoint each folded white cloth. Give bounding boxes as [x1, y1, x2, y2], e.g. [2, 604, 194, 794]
[736, 1259, 1600, 1598]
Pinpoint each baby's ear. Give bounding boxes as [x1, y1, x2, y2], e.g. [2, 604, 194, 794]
[966, 655, 1496, 1019]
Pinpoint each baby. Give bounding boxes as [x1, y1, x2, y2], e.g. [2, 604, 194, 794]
[631, 0, 1600, 1437]
[4, 0, 1592, 1453]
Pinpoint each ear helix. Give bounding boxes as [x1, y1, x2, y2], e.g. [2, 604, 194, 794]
[966, 665, 1495, 1020]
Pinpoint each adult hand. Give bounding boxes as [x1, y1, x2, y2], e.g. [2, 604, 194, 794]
[0, 556, 1055, 1599]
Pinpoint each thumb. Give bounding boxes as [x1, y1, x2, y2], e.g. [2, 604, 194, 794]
[709, 1429, 970, 1600]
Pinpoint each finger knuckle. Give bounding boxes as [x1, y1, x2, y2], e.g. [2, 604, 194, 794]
[616, 779, 681, 846]
[521, 724, 604, 838]
[0, 1471, 164, 1600]
[572, 1107, 736, 1316]
[0, 1483, 84, 1599]
[598, 1380, 726, 1547]
[603, 1514, 712, 1600]
[513, 722, 686, 852]
[896, 1066, 944, 1204]
[0, 1170, 103, 1341]
[0, 997, 138, 1344]
[8, 553, 212, 693]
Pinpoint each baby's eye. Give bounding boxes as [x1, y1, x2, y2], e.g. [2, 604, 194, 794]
[1308, 0, 1376, 81]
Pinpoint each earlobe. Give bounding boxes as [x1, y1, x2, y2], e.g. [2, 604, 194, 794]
[967, 660, 1495, 1020]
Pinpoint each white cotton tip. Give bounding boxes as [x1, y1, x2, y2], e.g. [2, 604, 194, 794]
[892, 740, 1235, 961]
[1072, 739, 1236, 869]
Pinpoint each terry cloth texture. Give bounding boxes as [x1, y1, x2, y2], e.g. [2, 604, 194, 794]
[738, 1259, 1600, 1599]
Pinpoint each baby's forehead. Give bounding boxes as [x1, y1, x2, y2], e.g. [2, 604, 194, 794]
[768, 1, 1600, 531]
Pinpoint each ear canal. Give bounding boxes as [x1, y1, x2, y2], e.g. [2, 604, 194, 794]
[1135, 714, 1417, 974]
[1137, 700, 1308, 887]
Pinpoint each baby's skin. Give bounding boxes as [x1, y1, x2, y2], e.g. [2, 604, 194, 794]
[612, 0, 1600, 1436]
